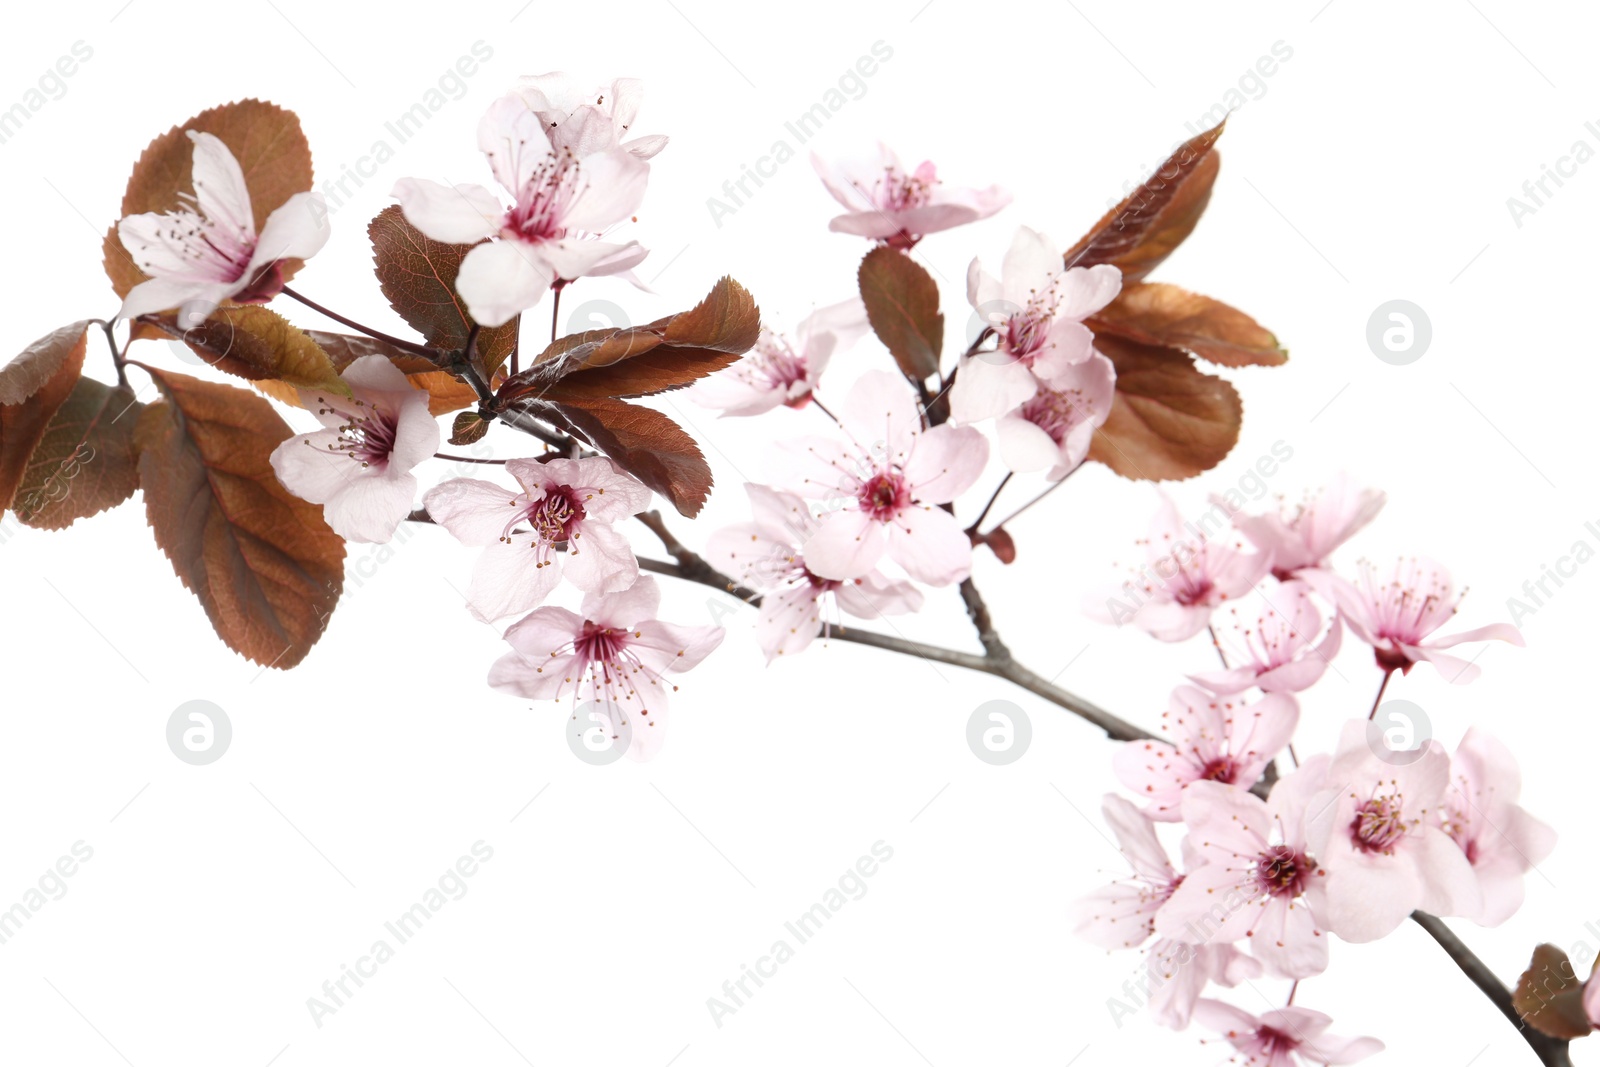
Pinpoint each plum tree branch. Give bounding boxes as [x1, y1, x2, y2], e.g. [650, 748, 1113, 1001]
[630, 507, 1569, 1067]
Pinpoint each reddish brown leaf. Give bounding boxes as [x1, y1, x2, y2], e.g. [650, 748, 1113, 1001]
[499, 276, 759, 404]
[1514, 944, 1593, 1040]
[134, 367, 344, 669]
[0, 321, 90, 511]
[1087, 332, 1241, 481]
[103, 100, 315, 300]
[1065, 123, 1224, 283]
[14, 377, 143, 529]
[524, 397, 713, 517]
[858, 246, 943, 380]
[137, 306, 348, 392]
[1091, 282, 1287, 367]
[368, 205, 519, 376]
[450, 411, 490, 446]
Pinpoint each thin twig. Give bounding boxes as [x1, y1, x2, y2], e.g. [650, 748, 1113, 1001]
[1412, 912, 1572, 1066]
[280, 286, 440, 359]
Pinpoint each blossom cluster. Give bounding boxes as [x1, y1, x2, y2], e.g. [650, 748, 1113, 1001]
[1074, 477, 1551, 1060]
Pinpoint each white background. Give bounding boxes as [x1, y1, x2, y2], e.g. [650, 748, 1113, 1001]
[2, 1, 1596, 1064]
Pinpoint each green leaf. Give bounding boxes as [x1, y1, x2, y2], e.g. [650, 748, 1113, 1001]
[858, 246, 943, 381]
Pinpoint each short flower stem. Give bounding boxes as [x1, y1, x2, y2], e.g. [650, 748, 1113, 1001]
[432, 452, 507, 465]
[965, 472, 1013, 534]
[1367, 668, 1395, 720]
[983, 468, 1076, 535]
[279, 286, 440, 360]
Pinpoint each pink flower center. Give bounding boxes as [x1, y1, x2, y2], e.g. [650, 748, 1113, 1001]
[857, 472, 911, 521]
[1351, 794, 1407, 855]
[504, 150, 587, 244]
[741, 335, 808, 393]
[1199, 756, 1240, 784]
[311, 396, 399, 469]
[1359, 558, 1460, 646]
[1253, 844, 1313, 898]
[574, 620, 630, 662]
[505, 483, 588, 560]
[871, 164, 935, 213]
[1018, 387, 1095, 445]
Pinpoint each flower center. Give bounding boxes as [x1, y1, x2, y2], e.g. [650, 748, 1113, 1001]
[1254, 845, 1313, 898]
[312, 397, 398, 469]
[1018, 387, 1093, 445]
[505, 149, 586, 244]
[1199, 756, 1239, 784]
[1351, 794, 1408, 855]
[857, 472, 911, 521]
[573, 620, 629, 662]
[508, 483, 587, 548]
[873, 165, 934, 213]
[745, 335, 808, 391]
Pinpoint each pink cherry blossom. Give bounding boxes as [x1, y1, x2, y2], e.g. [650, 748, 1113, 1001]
[777, 370, 988, 586]
[392, 93, 651, 327]
[1303, 720, 1483, 942]
[488, 577, 723, 761]
[269, 356, 439, 544]
[811, 143, 1010, 247]
[705, 483, 921, 660]
[511, 71, 667, 159]
[1074, 794, 1183, 949]
[1144, 936, 1263, 1031]
[1194, 1001, 1383, 1066]
[1073, 795, 1261, 1029]
[993, 351, 1114, 480]
[1235, 473, 1385, 579]
[1114, 687, 1299, 821]
[1155, 761, 1332, 980]
[1092, 493, 1271, 642]
[1306, 557, 1523, 684]
[118, 131, 329, 327]
[1438, 726, 1556, 926]
[951, 227, 1121, 424]
[690, 299, 869, 417]
[423, 455, 651, 622]
[1189, 581, 1342, 696]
